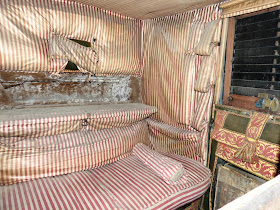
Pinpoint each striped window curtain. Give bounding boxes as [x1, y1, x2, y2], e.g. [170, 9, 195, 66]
[0, 0, 141, 76]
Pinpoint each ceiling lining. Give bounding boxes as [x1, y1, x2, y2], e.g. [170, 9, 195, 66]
[67, 0, 225, 19]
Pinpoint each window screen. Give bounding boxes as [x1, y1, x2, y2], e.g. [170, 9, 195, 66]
[231, 10, 280, 98]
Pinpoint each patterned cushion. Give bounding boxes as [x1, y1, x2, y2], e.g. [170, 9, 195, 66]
[132, 143, 188, 184]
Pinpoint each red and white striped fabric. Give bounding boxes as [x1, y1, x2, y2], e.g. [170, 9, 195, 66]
[87, 104, 157, 130]
[193, 19, 220, 56]
[49, 35, 98, 74]
[132, 143, 188, 184]
[0, 103, 157, 138]
[147, 119, 201, 161]
[194, 49, 217, 93]
[0, 120, 149, 185]
[0, 0, 141, 76]
[142, 4, 221, 162]
[177, 55, 197, 125]
[0, 153, 211, 210]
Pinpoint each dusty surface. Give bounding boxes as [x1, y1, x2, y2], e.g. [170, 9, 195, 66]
[0, 72, 140, 108]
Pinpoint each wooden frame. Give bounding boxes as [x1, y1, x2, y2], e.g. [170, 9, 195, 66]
[222, 7, 279, 112]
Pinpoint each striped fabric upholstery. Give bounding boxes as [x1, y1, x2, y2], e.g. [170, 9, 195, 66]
[86, 104, 158, 130]
[147, 119, 200, 161]
[186, 22, 205, 54]
[133, 143, 188, 184]
[0, 0, 141, 76]
[194, 49, 216, 93]
[0, 111, 86, 139]
[0, 154, 211, 210]
[0, 103, 157, 138]
[194, 19, 219, 55]
[191, 89, 213, 131]
[142, 4, 221, 163]
[142, 4, 220, 126]
[178, 55, 196, 125]
[49, 35, 97, 74]
[0, 120, 149, 185]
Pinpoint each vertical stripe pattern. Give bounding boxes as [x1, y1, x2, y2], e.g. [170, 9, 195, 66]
[142, 4, 221, 163]
[0, 0, 141, 76]
[0, 154, 211, 210]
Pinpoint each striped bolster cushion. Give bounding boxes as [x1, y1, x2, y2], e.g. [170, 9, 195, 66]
[132, 143, 188, 184]
[194, 19, 219, 56]
[49, 35, 98, 74]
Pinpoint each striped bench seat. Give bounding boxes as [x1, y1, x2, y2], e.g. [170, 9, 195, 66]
[0, 153, 211, 210]
[0, 103, 157, 138]
[0, 103, 157, 185]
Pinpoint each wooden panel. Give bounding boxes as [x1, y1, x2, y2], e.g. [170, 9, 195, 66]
[223, 17, 236, 105]
[235, 37, 279, 49]
[235, 18, 280, 33]
[0, 71, 140, 107]
[234, 46, 280, 57]
[226, 94, 260, 111]
[233, 64, 279, 72]
[231, 80, 280, 89]
[214, 164, 265, 209]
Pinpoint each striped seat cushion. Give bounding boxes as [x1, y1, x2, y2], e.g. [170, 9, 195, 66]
[132, 143, 187, 184]
[0, 154, 211, 210]
[147, 119, 201, 160]
[0, 103, 157, 138]
[0, 121, 149, 185]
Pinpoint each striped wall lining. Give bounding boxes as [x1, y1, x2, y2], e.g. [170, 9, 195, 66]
[0, 0, 141, 76]
[141, 4, 221, 163]
[0, 153, 211, 210]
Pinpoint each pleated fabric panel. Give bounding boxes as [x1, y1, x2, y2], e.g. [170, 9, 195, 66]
[0, 0, 141, 76]
[0, 153, 211, 210]
[0, 120, 149, 185]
